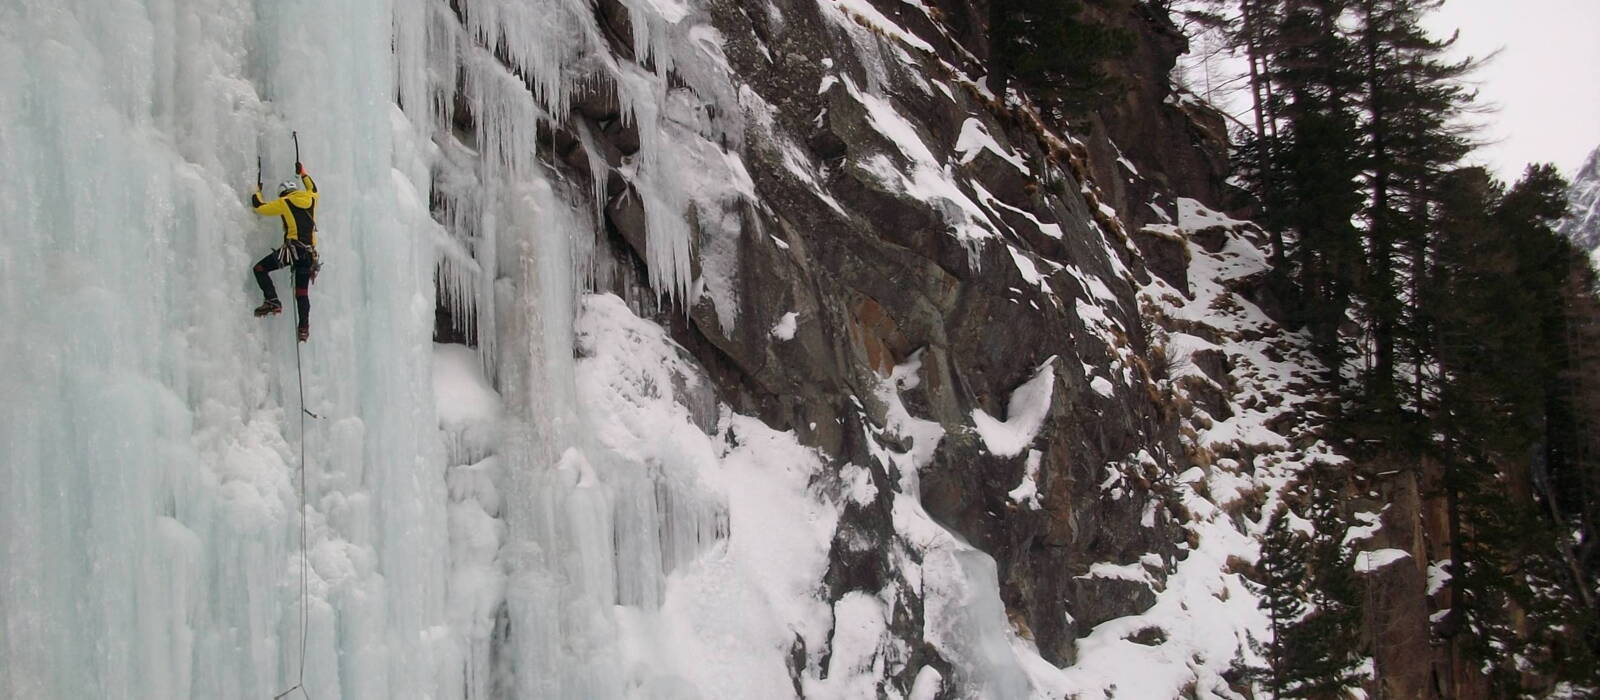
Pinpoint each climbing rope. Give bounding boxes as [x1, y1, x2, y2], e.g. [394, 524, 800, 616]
[273, 302, 313, 700]
[266, 130, 318, 700]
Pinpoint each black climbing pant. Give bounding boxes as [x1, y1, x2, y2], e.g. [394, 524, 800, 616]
[254, 243, 314, 330]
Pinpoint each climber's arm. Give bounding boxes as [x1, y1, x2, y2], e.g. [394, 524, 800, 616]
[252, 191, 290, 216]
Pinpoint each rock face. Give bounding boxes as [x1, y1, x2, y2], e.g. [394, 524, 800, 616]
[672, 0, 1197, 669]
[1080, 1, 1237, 230]
[1560, 146, 1600, 257]
[434, 0, 1285, 694]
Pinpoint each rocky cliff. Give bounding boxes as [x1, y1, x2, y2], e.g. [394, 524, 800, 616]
[433, 0, 1336, 695]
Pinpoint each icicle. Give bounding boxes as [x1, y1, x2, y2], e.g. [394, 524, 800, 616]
[575, 119, 612, 229]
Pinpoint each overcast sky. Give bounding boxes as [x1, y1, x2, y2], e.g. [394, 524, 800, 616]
[1426, 0, 1600, 182]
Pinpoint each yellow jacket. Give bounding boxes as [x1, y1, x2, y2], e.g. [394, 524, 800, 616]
[252, 173, 319, 246]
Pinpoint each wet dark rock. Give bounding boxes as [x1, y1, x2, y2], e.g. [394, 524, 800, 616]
[1188, 348, 1230, 385]
[604, 185, 649, 261]
[1132, 226, 1190, 293]
[1229, 268, 1293, 326]
[594, 0, 637, 61]
[1189, 225, 1229, 254]
[604, 115, 641, 156]
[573, 84, 621, 122]
[1127, 626, 1168, 646]
[1177, 374, 1231, 422]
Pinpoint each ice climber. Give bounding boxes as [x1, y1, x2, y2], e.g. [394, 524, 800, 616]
[250, 161, 320, 342]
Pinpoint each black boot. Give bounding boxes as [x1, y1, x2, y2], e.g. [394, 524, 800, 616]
[254, 299, 283, 317]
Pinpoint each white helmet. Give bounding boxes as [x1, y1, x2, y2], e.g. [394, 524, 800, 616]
[277, 179, 300, 196]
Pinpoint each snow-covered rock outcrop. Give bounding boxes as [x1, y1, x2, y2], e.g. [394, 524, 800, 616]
[1560, 146, 1600, 260]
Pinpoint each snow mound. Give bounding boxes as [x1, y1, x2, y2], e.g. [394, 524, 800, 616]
[971, 358, 1058, 458]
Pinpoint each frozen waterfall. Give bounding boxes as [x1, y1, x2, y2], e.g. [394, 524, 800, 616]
[2, 0, 448, 696]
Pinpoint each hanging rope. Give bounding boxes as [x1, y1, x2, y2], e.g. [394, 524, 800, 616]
[273, 295, 313, 700]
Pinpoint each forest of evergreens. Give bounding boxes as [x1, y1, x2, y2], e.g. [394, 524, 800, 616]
[1192, 0, 1600, 695]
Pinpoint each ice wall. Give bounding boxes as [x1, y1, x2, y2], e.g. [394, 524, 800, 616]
[419, 0, 757, 692]
[1, 0, 446, 697]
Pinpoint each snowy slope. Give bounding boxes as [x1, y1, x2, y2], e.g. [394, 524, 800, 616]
[1039, 201, 1353, 698]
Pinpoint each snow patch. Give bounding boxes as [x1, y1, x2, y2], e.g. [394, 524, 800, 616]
[1090, 376, 1115, 398]
[1007, 450, 1044, 510]
[1176, 197, 1245, 230]
[1343, 510, 1383, 546]
[971, 358, 1057, 458]
[770, 311, 799, 340]
[1427, 560, 1452, 596]
[954, 118, 1029, 174]
[1355, 548, 1411, 572]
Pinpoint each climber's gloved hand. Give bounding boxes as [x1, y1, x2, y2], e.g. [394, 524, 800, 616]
[296, 161, 305, 175]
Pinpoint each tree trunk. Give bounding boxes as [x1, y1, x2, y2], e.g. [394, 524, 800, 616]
[1242, 1, 1288, 271]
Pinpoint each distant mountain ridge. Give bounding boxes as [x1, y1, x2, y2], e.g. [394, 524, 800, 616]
[1559, 146, 1600, 256]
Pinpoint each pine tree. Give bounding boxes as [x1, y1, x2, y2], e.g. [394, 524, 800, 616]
[1547, 262, 1600, 692]
[1251, 470, 1365, 698]
[1421, 165, 1600, 693]
[1350, 0, 1476, 418]
[1423, 167, 1524, 687]
[1254, 508, 1310, 698]
[988, 0, 1132, 118]
[1216, 0, 1477, 403]
[1230, 0, 1366, 368]
[1296, 467, 1366, 696]
[1497, 167, 1600, 691]
[1204, 0, 1291, 268]
[1555, 263, 1600, 611]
